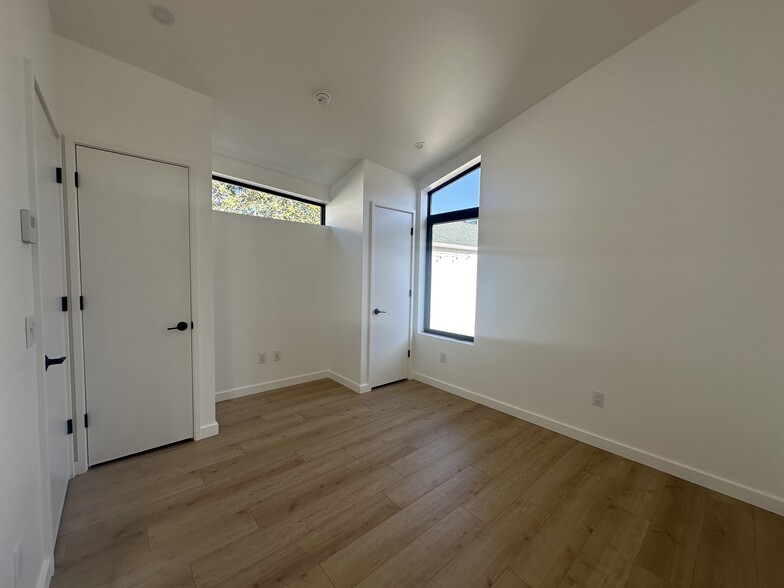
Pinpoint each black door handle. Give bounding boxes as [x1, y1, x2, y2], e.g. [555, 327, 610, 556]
[167, 321, 189, 331]
[45, 355, 66, 371]
[373, 308, 387, 315]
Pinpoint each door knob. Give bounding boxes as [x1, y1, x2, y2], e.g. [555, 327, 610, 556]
[45, 355, 67, 371]
[373, 308, 387, 315]
[167, 321, 189, 331]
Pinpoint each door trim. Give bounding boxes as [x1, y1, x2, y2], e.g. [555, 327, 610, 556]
[63, 140, 209, 475]
[367, 202, 416, 389]
[23, 57, 69, 576]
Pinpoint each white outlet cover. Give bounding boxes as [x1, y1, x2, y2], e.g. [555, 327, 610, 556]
[592, 391, 605, 407]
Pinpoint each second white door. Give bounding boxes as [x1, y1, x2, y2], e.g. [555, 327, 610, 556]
[77, 146, 193, 465]
[369, 204, 414, 388]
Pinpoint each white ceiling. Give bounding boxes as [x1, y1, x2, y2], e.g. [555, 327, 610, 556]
[49, 0, 698, 186]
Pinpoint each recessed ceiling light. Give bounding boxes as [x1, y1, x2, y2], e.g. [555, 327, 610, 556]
[150, 5, 175, 26]
[413, 141, 426, 150]
[313, 91, 332, 107]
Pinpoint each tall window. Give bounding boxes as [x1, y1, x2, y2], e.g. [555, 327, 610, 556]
[212, 175, 325, 225]
[425, 163, 480, 341]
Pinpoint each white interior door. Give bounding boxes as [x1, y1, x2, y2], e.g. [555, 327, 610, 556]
[77, 146, 193, 465]
[33, 90, 72, 534]
[369, 204, 414, 388]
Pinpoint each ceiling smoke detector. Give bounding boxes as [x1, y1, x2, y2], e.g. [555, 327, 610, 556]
[313, 91, 332, 107]
[413, 141, 426, 150]
[150, 5, 175, 26]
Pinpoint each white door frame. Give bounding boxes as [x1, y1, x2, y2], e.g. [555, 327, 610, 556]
[62, 140, 206, 475]
[367, 201, 415, 388]
[23, 58, 71, 573]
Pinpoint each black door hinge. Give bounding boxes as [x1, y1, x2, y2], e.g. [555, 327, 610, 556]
[74, 172, 79, 188]
[56, 167, 63, 184]
[66, 419, 73, 435]
[410, 227, 414, 236]
[84, 413, 89, 428]
[61, 296, 68, 312]
[191, 321, 194, 330]
[79, 296, 84, 310]
[409, 289, 412, 297]
[407, 350, 411, 358]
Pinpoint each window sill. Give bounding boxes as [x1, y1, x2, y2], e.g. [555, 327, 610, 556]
[418, 331, 475, 346]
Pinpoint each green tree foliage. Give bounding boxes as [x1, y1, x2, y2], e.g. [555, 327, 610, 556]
[212, 179, 322, 225]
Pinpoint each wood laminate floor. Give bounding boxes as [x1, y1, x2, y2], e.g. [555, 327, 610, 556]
[52, 379, 784, 588]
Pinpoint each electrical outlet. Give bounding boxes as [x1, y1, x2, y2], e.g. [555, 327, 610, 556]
[439, 352, 447, 363]
[258, 352, 266, 364]
[592, 391, 605, 408]
[273, 351, 281, 362]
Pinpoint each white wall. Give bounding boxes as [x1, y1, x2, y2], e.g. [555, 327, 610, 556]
[213, 154, 330, 203]
[55, 37, 218, 448]
[327, 162, 366, 388]
[326, 160, 417, 391]
[362, 161, 417, 385]
[0, 0, 59, 585]
[413, 0, 784, 514]
[213, 158, 331, 399]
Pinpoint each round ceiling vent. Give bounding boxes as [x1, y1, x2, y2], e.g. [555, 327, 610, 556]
[413, 141, 426, 150]
[314, 91, 332, 107]
[150, 5, 175, 26]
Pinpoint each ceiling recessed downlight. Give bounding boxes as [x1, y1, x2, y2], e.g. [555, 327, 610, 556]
[150, 5, 175, 26]
[313, 91, 331, 107]
[413, 141, 426, 150]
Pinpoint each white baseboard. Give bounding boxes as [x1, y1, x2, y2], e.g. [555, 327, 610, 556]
[37, 556, 53, 588]
[216, 371, 331, 402]
[197, 421, 219, 439]
[327, 371, 371, 394]
[411, 371, 784, 516]
[327, 371, 360, 393]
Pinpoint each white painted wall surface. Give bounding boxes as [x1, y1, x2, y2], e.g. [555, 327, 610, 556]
[0, 1, 59, 585]
[213, 210, 330, 399]
[213, 154, 330, 203]
[327, 162, 366, 388]
[326, 160, 416, 391]
[413, 0, 784, 513]
[362, 161, 417, 386]
[55, 38, 218, 442]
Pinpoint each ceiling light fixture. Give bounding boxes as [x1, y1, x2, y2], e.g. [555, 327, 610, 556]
[150, 5, 175, 26]
[313, 91, 332, 107]
[413, 141, 426, 150]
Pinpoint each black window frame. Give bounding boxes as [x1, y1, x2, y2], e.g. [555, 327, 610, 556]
[424, 162, 480, 342]
[212, 174, 326, 225]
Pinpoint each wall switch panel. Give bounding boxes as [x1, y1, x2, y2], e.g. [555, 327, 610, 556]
[25, 315, 36, 349]
[20, 209, 37, 244]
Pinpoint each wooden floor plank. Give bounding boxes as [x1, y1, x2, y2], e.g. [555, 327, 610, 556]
[558, 503, 649, 587]
[756, 506, 784, 588]
[423, 499, 550, 588]
[354, 506, 485, 588]
[634, 478, 707, 586]
[508, 455, 632, 588]
[51, 379, 781, 588]
[321, 467, 489, 588]
[690, 493, 756, 588]
[283, 565, 336, 588]
[462, 432, 573, 523]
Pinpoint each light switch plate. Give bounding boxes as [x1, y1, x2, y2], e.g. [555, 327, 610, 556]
[25, 315, 36, 349]
[20, 209, 37, 244]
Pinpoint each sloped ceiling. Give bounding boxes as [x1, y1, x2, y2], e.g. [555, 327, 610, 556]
[49, 0, 698, 185]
